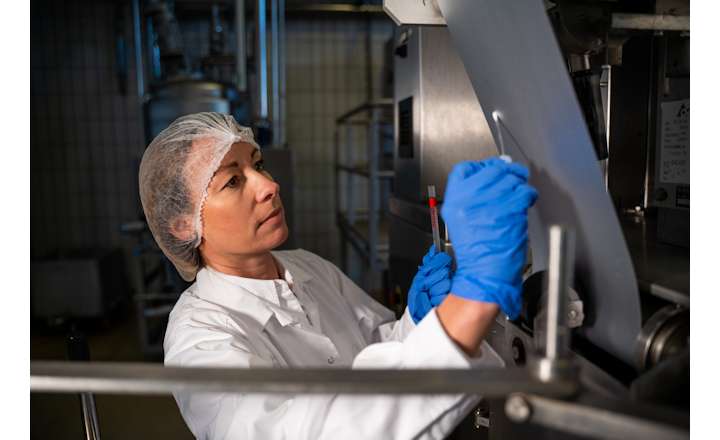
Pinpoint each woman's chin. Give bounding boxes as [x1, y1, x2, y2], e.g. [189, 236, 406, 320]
[270, 221, 290, 249]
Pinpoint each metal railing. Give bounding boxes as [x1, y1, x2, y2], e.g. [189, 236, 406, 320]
[334, 99, 394, 292]
[30, 362, 574, 397]
[31, 224, 689, 439]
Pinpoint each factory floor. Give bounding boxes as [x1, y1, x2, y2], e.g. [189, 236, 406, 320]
[30, 302, 195, 440]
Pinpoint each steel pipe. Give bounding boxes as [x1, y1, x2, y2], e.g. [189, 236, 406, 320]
[31, 361, 576, 398]
[506, 393, 689, 440]
[235, 0, 247, 92]
[546, 224, 574, 360]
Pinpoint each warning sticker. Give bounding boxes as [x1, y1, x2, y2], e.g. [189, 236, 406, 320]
[659, 99, 690, 184]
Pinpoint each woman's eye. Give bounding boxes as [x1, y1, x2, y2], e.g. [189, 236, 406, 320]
[254, 159, 265, 171]
[225, 176, 238, 188]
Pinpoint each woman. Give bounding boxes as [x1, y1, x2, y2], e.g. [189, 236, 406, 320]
[139, 113, 537, 439]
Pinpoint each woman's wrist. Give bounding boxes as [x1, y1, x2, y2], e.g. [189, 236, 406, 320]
[436, 294, 500, 357]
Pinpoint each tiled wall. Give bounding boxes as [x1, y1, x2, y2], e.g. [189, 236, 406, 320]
[284, 17, 394, 270]
[31, 0, 395, 289]
[30, 0, 144, 262]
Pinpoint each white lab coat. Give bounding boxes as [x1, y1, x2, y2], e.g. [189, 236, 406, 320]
[164, 249, 504, 440]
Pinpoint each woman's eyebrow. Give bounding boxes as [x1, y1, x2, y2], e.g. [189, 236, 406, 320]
[215, 161, 239, 173]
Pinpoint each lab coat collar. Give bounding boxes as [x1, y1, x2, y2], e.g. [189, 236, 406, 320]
[193, 252, 314, 332]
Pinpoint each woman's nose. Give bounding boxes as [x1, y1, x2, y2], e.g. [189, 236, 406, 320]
[255, 173, 280, 203]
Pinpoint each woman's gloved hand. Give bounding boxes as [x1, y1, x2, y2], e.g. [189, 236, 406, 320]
[440, 158, 538, 320]
[408, 246, 454, 324]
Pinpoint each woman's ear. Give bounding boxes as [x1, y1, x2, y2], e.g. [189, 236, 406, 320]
[168, 217, 195, 242]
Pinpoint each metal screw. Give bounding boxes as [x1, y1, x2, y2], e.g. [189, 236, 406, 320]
[568, 310, 578, 320]
[505, 394, 531, 423]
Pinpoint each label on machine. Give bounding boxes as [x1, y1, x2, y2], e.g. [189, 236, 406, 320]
[659, 99, 690, 184]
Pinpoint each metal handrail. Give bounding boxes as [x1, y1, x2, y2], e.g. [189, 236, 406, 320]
[31, 361, 575, 397]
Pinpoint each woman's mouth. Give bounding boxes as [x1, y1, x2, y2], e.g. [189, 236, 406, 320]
[261, 207, 283, 226]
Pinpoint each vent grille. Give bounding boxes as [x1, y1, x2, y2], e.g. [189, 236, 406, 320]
[398, 97, 413, 159]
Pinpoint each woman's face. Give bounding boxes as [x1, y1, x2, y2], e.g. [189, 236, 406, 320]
[199, 141, 288, 259]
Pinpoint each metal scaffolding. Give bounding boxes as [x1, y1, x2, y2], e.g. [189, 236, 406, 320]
[334, 99, 394, 293]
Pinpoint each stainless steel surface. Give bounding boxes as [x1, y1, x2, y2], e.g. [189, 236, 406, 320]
[506, 392, 689, 440]
[635, 304, 689, 373]
[255, 0, 268, 119]
[600, 65, 611, 191]
[31, 361, 577, 397]
[546, 225, 574, 361]
[436, 0, 642, 367]
[489, 312, 630, 399]
[393, 26, 498, 203]
[235, 0, 247, 92]
[606, 13, 690, 32]
[620, 215, 689, 306]
[383, 0, 445, 26]
[79, 392, 101, 440]
[567, 54, 590, 74]
[146, 80, 231, 140]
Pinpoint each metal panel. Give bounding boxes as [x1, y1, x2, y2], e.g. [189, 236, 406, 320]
[393, 26, 498, 203]
[652, 37, 690, 247]
[435, 0, 641, 366]
[393, 26, 421, 201]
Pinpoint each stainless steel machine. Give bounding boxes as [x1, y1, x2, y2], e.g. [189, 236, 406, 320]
[385, 0, 689, 437]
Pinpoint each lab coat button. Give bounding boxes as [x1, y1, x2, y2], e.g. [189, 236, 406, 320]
[327, 356, 334, 364]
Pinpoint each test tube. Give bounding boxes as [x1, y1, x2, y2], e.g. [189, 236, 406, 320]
[428, 186, 442, 255]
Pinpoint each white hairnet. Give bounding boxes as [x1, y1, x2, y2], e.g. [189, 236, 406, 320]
[139, 112, 261, 281]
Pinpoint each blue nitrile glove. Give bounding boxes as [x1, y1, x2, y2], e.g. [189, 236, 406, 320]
[440, 158, 539, 320]
[408, 245, 454, 324]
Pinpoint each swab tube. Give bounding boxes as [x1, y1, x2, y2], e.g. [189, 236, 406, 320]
[428, 186, 442, 255]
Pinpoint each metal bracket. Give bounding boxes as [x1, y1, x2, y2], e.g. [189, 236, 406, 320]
[474, 408, 490, 428]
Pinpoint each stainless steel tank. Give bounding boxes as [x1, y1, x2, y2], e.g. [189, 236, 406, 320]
[145, 79, 234, 141]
